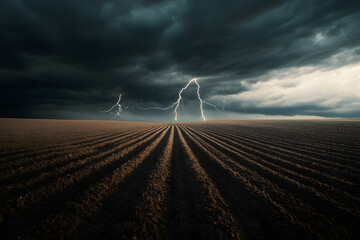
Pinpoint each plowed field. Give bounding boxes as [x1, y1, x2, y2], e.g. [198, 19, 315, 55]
[0, 118, 359, 240]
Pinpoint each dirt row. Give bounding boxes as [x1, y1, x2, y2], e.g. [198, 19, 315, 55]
[0, 119, 359, 240]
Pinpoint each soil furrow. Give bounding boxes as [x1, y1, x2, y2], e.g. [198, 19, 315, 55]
[211, 123, 359, 161]
[0, 124, 167, 223]
[184, 126, 359, 230]
[186, 126, 360, 206]
[0, 130, 123, 164]
[192, 125, 359, 172]
[180, 125, 351, 239]
[0, 125, 165, 202]
[168, 126, 245, 240]
[0, 125, 157, 171]
[21, 125, 171, 240]
[189, 126, 359, 193]
[76, 126, 175, 240]
[0, 119, 359, 240]
[0, 125, 161, 184]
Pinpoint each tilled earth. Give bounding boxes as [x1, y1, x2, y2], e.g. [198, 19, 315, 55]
[0, 118, 359, 239]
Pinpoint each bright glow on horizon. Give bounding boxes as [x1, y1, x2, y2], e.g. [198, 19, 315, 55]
[229, 62, 360, 115]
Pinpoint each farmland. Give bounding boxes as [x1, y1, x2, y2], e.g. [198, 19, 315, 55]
[0, 118, 359, 239]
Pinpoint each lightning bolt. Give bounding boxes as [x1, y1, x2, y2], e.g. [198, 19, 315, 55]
[142, 78, 218, 121]
[99, 94, 123, 116]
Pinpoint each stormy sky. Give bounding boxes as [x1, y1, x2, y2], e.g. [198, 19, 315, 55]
[1, 0, 360, 121]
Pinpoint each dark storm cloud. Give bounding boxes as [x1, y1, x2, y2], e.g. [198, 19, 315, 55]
[1, 0, 360, 120]
[166, 0, 360, 76]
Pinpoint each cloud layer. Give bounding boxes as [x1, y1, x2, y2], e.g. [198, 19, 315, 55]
[1, 0, 360, 121]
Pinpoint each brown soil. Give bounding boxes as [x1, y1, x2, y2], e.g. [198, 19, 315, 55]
[0, 118, 359, 240]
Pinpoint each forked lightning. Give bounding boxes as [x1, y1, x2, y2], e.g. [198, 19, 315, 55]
[99, 94, 123, 116]
[143, 78, 218, 121]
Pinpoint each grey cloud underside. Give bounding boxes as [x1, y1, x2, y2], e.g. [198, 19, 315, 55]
[1, 0, 360, 119]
